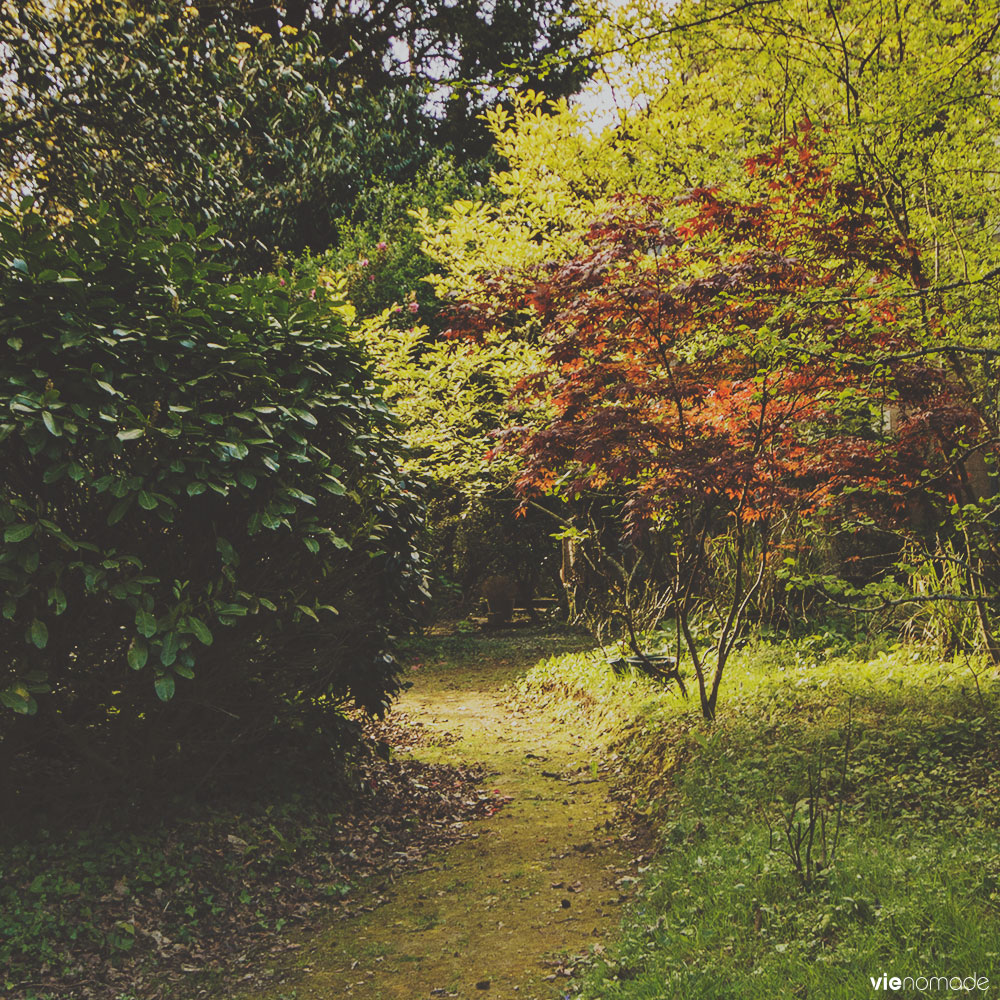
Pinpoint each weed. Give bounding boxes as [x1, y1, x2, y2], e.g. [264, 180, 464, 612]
[762, 701, 852, 888]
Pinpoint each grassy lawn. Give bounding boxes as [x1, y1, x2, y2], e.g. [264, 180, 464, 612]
[520, 634, 1000, 998]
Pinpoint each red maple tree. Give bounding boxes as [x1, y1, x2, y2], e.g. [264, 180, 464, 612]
[450, 131, 980, 719]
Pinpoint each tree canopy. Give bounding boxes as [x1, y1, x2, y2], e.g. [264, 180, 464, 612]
[424, 0, 1000, 337]
[448, 132, 986, 714]
[418, 0, 1000, 677]
[1, 0, 591, 264]
[188, 0, 595, 156]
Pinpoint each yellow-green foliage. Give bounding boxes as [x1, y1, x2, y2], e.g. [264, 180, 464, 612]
[359, 312, 539, 493]
[417, 91, 635, 297]
[422, 0, 1000, 339]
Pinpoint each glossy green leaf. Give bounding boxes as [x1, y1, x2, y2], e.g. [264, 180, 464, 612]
[29, 619, 48, 649]
[154, 674, 175, 701]
[159, 631, 179, 666]
[187, 616, 213, 645]
[127, 639, 149, 670]
[135, 609, 157, 638]
[4, 524, 34, 543]
[42, 411, 60, 436]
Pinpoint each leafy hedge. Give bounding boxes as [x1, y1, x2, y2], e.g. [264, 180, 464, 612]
[0, 192, 426, 784]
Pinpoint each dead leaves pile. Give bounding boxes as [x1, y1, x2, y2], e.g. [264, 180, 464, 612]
[2, 737, 504, 1000]
[364, 710, 460, 752]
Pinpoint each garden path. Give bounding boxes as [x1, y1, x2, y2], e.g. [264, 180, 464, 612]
[241, 625, 640, 1000]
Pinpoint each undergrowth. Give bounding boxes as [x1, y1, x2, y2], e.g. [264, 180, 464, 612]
[0, 747, 499, 1000]
[519, 636, 1000, 998]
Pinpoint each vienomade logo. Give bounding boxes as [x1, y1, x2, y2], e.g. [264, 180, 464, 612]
[870, 973, 990, 992]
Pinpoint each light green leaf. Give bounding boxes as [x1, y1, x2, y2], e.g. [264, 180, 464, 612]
[154, 675, 175, 702]
[215, 603, 247, 616]
[127, 639, 148, 671]
[48, 586, 67, 615]
[0, 686, 35, 715]
[4, 524, 34, 543]
[187, 616, 213, 646]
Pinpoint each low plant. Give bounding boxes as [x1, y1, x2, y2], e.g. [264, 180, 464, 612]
[761, 702, 851, 889]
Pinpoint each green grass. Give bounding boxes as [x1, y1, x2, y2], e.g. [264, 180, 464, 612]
[520, 637, 1000, 999]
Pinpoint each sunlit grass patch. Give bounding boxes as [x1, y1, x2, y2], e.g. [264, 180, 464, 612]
[584, 819, 999, 1000]
[521, 634, 1000, 999]
[515, 649, 663, 731]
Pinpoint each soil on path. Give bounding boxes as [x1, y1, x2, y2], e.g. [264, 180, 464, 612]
[238, 623, 642, 1000]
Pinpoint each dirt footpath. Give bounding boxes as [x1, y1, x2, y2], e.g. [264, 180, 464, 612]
[239, 627, 640, 1000]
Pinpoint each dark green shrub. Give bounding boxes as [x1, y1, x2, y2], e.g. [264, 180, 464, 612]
[0, 192, 426, 785]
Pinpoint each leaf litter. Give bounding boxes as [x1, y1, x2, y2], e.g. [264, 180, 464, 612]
[2, 738, 507, 1000]
[3, 622, 644, 1000]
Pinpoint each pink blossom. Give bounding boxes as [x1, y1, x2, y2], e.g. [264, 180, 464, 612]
[309, 288, 316, 300]
[408, 300, 419, 314]
[358, 257, 369, 268]
[376, 241, 388, 252]
[278, 277, 286, 286]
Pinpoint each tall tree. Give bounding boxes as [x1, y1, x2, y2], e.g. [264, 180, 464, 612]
[425, 0, 1000, 342]
[1, 0, 592, 261]
[187, 0, 595, 157]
